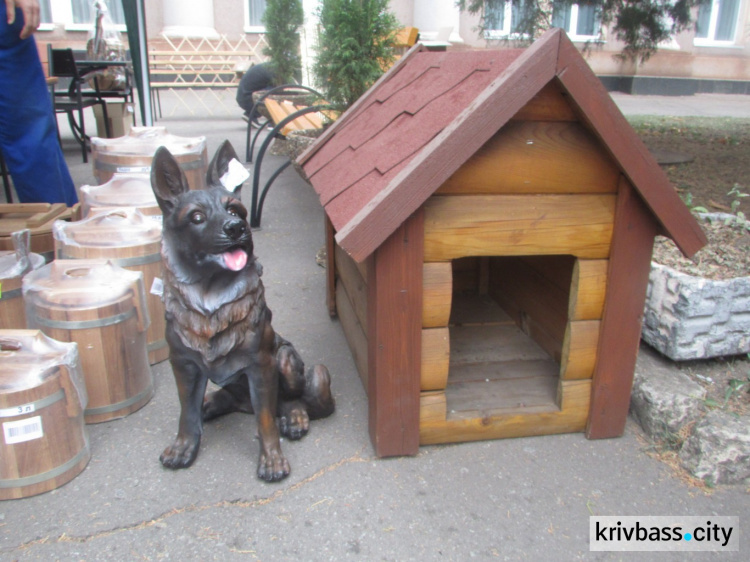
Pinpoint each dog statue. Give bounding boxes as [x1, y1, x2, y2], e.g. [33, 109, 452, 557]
[151, 140, 334, 481]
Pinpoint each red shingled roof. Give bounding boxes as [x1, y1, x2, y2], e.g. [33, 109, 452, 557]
[299, 28, 706, 263]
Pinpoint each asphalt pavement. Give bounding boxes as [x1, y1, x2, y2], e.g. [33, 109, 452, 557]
[1, 91, 747, 561]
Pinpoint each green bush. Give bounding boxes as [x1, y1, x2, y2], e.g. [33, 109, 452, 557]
[313, 0, 399, 108]
[262, 0, 304, 85]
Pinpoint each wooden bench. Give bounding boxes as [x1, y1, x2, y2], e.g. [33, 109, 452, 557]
[394, 26, 419, 52]
[263, 98, 336, 136]
[148, 50, 258, 116]
[246, 87, 337, 228]
[148, 50, 255, 87]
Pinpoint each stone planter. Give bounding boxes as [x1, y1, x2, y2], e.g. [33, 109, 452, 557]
[642, 216, 750, 361]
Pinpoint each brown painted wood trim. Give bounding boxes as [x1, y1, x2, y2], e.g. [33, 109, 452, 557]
[555, 33, 706, 258]
[336, 29, 563, 262]
[325, 216, 337, 318]
[366, 209, 424, 456]
[296, 43, 428, 167]
[586, 178, 658, 439]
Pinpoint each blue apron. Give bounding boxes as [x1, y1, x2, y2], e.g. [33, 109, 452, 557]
[0, 4, 77, 205]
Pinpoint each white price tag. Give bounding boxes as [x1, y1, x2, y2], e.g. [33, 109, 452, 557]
[151, 277, 164, 297]
[220, 158, 251, 189]
[4, 416, 43, 444]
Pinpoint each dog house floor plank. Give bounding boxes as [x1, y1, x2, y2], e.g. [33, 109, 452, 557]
[445, 292, 561, 421]
[448, 358, 558, 384]
[445, 375, 559, 420]
[450, 324, 551, 365]
[449, 292, 514, 326]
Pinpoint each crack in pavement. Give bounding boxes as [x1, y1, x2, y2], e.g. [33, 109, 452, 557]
[7, 450, 369, 554]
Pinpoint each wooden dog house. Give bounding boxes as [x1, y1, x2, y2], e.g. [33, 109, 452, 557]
[298, 28, 707, 457]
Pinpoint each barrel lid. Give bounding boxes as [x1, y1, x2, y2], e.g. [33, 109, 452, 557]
[0, 251, 45, 280]
[0, 330, 83, 396]
[80, 173, 158, 212]
[22, 259, 143, 308]
[90, 126, 206, 157]
[53, 208, 162, 249]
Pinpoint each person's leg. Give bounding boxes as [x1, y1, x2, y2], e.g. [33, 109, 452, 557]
[0, 34, 77, 205]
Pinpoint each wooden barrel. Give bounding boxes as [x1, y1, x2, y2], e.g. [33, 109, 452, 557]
[0, 203, 75, 262]
[80, 173, 161, 218]
[53, 209, 167, 365]
[0, 250, 45, 330]
[22, 260, 153, 424]
[0, 330, 89, 500]
[91, 127, 207, 190]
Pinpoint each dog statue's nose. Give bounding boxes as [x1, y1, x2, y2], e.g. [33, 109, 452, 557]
[223, 219, 247, 240]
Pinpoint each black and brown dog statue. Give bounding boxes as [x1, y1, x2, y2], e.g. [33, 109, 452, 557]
[151, 140, 335, 482]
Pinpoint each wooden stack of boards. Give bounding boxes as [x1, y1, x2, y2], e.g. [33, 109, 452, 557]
[0, 203, 77, 261]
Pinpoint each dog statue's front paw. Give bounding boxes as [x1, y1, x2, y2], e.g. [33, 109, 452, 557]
[160, 435, 200, 469]
[279, 403, 309, 440]
[257, 450, 290, 482]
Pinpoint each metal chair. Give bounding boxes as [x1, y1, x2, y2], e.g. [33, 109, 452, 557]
[48, 46, 110, 163]
[73, 48, 136, 126]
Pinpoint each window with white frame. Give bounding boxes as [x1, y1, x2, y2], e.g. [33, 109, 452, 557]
[72, 0, 125, 26]
[695, 0, 741, 45]
[37, 0, 54, 30]
[245, 0, 267, 32]
[551, 2, 601, 40]
[484, 1, 600, 40]
[484, 0, 530, 38]
[47, 1, 126, 32]
[39, 0, 52, 22]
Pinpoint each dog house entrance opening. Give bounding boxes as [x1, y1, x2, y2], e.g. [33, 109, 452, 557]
[445, 256, 575, 420]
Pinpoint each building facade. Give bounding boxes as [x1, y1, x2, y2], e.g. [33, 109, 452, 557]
[36, 0, 750, 94]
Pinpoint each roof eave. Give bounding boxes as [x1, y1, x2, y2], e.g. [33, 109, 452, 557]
[554, 32, 707, 258]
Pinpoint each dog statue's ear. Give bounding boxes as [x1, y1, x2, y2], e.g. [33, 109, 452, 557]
[151, 146, 190, 215]
[207, 140, 242, 194]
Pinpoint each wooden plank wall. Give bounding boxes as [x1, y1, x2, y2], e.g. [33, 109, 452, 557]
[488, 256, 574, 363]
[334, 241, 369, 389]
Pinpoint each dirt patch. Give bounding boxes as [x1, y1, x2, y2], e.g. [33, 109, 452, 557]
[630, 116, 750, 218]
[631, 116, 750, 430]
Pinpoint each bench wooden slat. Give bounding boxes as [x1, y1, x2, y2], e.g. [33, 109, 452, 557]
[281, 100, 322, 130]
[264, 99, 335, 136]
[265, 99, 301, 135]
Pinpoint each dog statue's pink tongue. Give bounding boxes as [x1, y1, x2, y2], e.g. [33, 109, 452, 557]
[223, 249, 247, 271]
